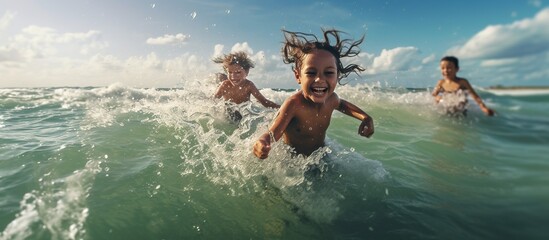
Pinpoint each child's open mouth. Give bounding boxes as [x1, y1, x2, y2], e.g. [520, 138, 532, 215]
[311, 87, 328, 95]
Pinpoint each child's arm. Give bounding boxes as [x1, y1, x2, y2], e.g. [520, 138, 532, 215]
[249, 82, 280, 109]
[337, 99, 374, 138]
[253, 97, 296, 159]
[214, 81, 227, 99]
[461, 79, 495, 116]
[432, 80, 443, 103]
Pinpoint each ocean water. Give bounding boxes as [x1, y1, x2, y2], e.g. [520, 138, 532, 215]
[1, 81, 548, 240]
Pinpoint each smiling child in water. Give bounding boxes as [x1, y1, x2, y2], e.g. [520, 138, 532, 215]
[253, 29, 374, 159]
[432, 56, 495, 116]
[213, 51, 280, 122]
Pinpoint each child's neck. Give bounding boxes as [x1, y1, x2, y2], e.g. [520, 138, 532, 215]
[445, 76, 459, 82]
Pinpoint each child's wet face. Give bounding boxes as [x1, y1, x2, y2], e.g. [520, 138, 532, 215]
[296, 49, 338, 103]
[440, 60, 458, 80]
[226, 64, 247, 86]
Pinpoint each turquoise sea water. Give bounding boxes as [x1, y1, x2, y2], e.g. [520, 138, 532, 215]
[1, 82, 548, 240]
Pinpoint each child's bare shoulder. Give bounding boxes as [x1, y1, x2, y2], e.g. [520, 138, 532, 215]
[457, 78, 472, 86]
[290, 91, 307, 101]
[457, 77, 470, 83]
[242, 79, 258, 88]
[215, 80, 229, 91]
[219, 80, 232, 87]
[281, 92, 305, 108]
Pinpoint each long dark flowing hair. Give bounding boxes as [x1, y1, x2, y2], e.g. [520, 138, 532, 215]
[281, 28, 365, 84]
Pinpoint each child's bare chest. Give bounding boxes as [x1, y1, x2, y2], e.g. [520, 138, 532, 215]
[441, 80, 463, 92]
[223, 85, 250, 101]
[291, 108, 333, 134]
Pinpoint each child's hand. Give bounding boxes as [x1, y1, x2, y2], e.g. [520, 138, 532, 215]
[434, 95, 442, 103]
[483, 107, 495, 116]
[253, 133, 271, 159]
[358, 118, 374, 138]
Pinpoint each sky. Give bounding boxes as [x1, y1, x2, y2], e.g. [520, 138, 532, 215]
[1, 0, 548, 89]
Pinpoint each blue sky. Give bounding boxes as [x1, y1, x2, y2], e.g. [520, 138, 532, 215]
[1, 0, 548, 88]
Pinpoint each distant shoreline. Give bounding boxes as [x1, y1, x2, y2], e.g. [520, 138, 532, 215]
[487, 85, 549, 90]
[485, 85, 549, 96]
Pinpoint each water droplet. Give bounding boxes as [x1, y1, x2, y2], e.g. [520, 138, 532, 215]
[150, 3, 155, 8]
[308, 127, 312, 131]
[190, 11, 197, 19]
[104, 154, 108, 159]
[225, 9, 231, 14]
[350, 147, 355, 152]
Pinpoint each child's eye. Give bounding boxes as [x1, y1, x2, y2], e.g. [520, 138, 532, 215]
[305, 71, 316, 76]
[323, 71, 335, 77]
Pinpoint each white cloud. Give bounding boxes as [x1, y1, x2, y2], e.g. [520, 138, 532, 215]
[440, 8, 549, 86]
[230, 42, 254, 55]
[0, 25, 107, 63]
[89, 54, 124, 71]
[146, 33, 190, 45]
[127, 53, 164, 71]
[211, 42, 255, 59]
[447, 8, 549, 59]
[0, 11, 16, 31]
[0, 46, 24, 62]
[363, 46, 422, 74]
[422, 54, 436, 64]
[1, 50, 217, 88]
[21, 25, 56, 36]
[469, 51, 549, 86]
[58, 30, 102, 43]
[80, 40, 109, 55]
[480, 58, 521, 67]
[212, 44, 224, 58]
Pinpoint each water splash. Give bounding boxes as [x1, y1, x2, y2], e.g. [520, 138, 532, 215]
[1, 160, 101, 240]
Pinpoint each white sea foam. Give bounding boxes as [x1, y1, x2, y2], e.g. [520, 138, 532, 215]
[1, 160, 100, 240]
